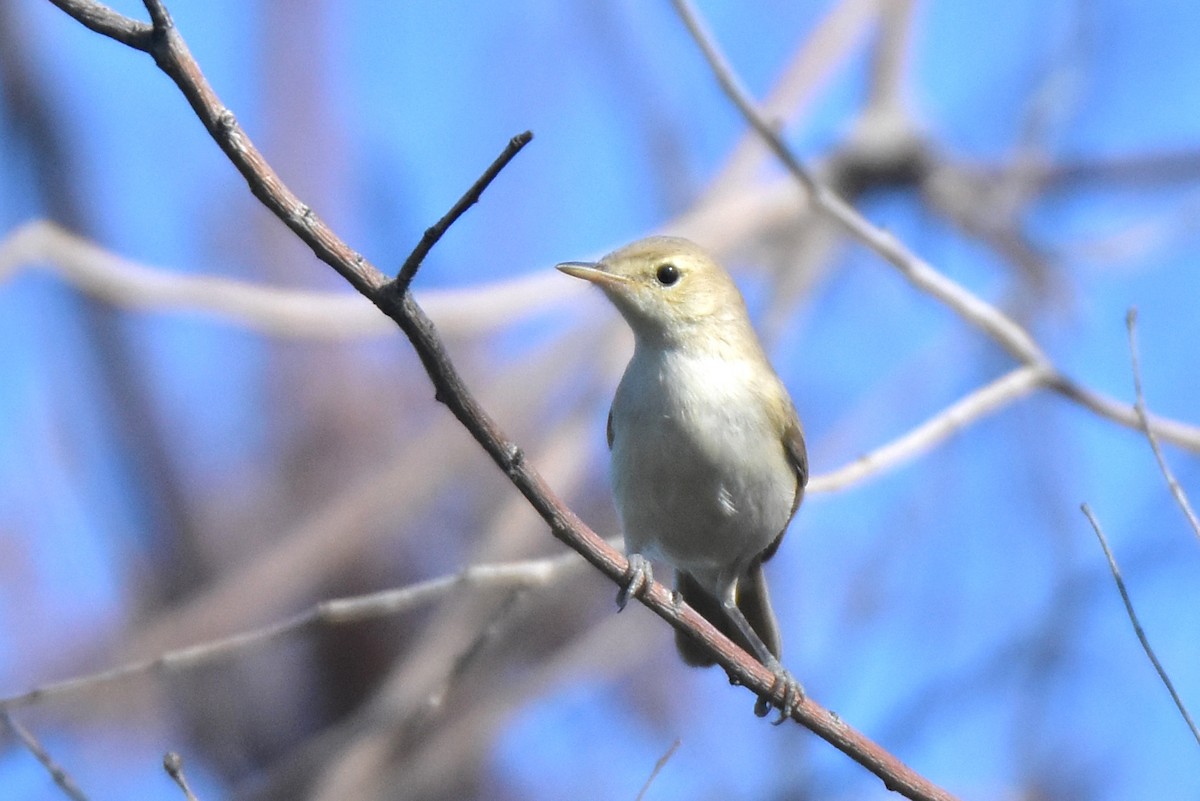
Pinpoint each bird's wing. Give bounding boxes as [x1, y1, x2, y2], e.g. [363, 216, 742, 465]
[761, 408, 807, 563]
[783, 412, 808, 513]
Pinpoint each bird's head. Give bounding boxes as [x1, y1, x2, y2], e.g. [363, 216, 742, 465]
[557, 236, 752, 351]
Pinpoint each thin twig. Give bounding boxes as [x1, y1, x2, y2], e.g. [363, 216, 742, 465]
[635, 738, 682, 801]
[1079, 504, 1200, 747]
[809, 364, 1048, 493]
[1126, 308, 1200, 543]
[0, 549, 587, 711]
[394, 131, 533, 293]
[163, 752, 200, 801]
[1, 711, 90, 801]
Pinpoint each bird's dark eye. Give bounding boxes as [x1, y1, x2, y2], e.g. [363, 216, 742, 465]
[655, 263, 680, 286]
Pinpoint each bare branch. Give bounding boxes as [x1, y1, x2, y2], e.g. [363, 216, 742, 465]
[1079, 504, 1200, 748]
[0, 549, 590, 712]
[0, 220, 576, 340]
[1, 711, 90, 801]
[1126, 309, 1200, 543]
[810, 365, 1047, 493]
[1047, 374, 1200, 453]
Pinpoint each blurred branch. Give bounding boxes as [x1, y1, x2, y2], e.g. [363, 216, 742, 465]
[707, 0, 880, 197]
[1127, 309, 1200, 543]
[863, 0, 914, 118]
[1, 711, 90, 801]
[976, 148, 1200, 192]
[810, 365, 1047, 493]
[0, 220, 568, 340]
[42, 1, 962, 797]
[670, 0, 1200, 455]
[0, 547, 591, 712]
[1079, 504, 1200, 748]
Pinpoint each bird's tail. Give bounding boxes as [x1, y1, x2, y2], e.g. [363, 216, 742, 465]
[674, 562, 782, 668]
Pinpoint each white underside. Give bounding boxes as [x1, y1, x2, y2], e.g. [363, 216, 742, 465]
[610, 347, 795, 598]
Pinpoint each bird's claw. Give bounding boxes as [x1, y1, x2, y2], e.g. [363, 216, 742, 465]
[616, 554, 653, 611]
[753, 662, 805, 724]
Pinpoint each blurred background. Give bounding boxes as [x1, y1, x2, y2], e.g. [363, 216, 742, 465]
[2, 1, 1199, 799]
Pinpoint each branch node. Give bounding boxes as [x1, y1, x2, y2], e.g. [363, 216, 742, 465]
[504, 444, 525, 477]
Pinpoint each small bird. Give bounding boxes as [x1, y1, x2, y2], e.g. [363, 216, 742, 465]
[557, 236, 807, 718]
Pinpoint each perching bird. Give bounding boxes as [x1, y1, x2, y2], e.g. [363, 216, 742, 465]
[557, 236, 807, 718]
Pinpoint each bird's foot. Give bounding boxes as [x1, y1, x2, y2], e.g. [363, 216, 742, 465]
[616, 553, 653, 611]
[753, 661, 805, 724]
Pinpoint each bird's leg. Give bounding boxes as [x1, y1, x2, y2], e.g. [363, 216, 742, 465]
[616, 553, 654, 611]
[720, 591, 805, 723]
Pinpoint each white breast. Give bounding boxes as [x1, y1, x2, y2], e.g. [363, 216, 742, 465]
[609, 348, 795, 593]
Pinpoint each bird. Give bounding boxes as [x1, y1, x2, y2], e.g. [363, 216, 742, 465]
[557, 236, 808, 719]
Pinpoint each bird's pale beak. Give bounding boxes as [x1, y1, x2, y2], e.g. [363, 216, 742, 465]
[556, 261, 629, 289]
